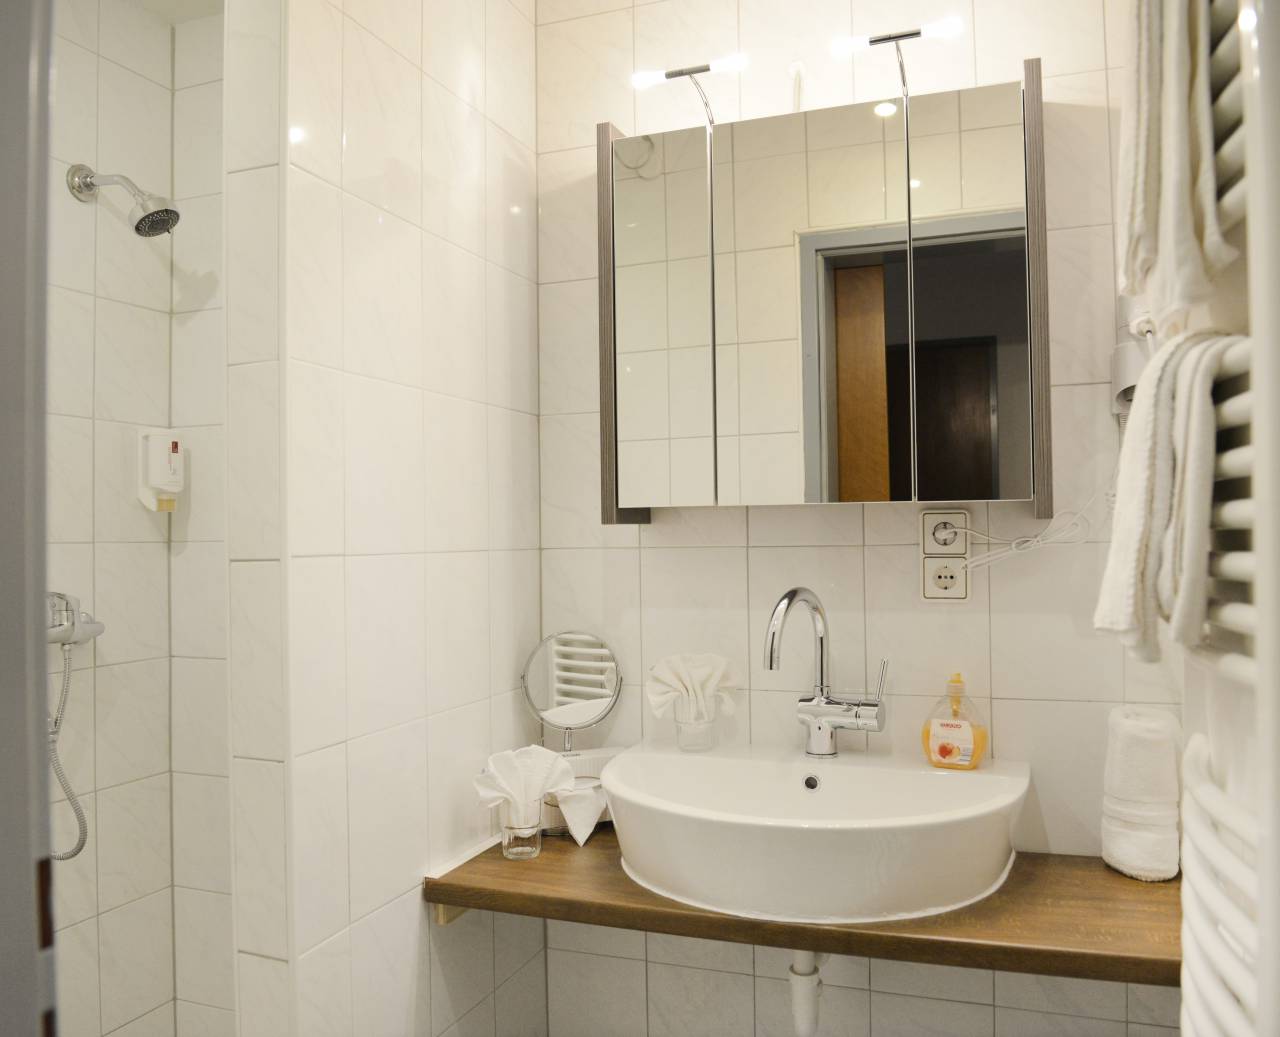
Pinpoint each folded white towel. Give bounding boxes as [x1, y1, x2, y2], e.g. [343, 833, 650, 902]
[1103, 706, 1182, 804]
[1159, 336, 1244, 644]
[553, 777, 609, 846]
[1117, 0, 1238, 336]
[474, 745, 575, 828]
[1101, 814, 1180, 882]
[1115, 0, 1163, 298]
[646, 653, 737, 723]
[1095, 332, 1205, 659]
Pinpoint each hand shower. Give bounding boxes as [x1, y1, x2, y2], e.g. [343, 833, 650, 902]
[46, 592, 105, 861]
[66, 163, 180, 236]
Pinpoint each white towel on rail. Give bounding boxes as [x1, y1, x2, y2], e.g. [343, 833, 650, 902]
[1115, 0, 1163, 297]
[1115, 0, 1237, 335]
[1158, 335, 1244, 643]
[1094, 331, 1206, 660]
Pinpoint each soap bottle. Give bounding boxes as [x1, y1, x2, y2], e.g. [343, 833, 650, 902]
[921, 673, 989, 770]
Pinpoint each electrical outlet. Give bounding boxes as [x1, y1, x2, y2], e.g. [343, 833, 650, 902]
[921, 510, 969, 556]
[923, 557, 968, 600]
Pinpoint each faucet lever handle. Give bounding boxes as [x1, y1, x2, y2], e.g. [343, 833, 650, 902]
[872, 659, 888, 703]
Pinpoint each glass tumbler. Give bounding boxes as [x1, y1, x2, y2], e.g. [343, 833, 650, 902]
[674, 696, 718, 752]
[501, 798, 543, 860]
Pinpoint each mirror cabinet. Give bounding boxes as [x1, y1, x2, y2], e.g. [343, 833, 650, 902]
[599, 58, 1051, 520]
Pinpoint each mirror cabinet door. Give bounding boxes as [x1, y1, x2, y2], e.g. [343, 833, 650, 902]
[907, 83, 1034, 503]
[713, 103, 913, 505]
[613, 127, 716, 508]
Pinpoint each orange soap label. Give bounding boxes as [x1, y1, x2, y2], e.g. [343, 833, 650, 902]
[929, 718, 974, 766]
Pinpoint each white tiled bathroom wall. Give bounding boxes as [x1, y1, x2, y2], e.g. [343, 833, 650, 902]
[536, 0, 1182, 1033]
[47, 1, 178, 1031]
[221, 0, 549, 1032]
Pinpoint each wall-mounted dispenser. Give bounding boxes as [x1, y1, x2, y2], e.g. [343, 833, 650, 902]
[137, 429, 185, 512]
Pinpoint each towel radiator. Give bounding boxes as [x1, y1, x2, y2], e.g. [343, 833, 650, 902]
[1182, 1, 1280, 1034]
[548, 633, 617, 707]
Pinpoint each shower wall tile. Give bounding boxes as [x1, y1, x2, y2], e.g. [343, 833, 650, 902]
[421, 75, 486, 256]
[171, 425, 227, 543]
[172, 773, 233, 892]
[291, 744, 350, 953]
[97, 774, 171, 911]
[229, 561, 286, 761]
[95, 659, 170, 787]
[285, 167, 343, 368]
[47, 286, 95, 418]
[55, 917, 101, 1036]
[52, 794, 98, 930]
[171, 540, 229, 658]
[287, 360, 345, 555]
[98, 890, 174, 1032]
[350, 890, 432, 1036]
[227, 360, 281, 559]
[50, 35, 98, 166]
[48, 158, 97, 295]
[171, 309, 227, 426]
[226, 167, 280, 364]
[175, 14, 225, 90]
[176, 1001, 236, 1035]
[94, 542, 169, 664]
[232, 758, 288, 958]
[46, 415, 93, 543]
[171, 658, 230, 776]
[288, 0, 344, 183]
[174, 82, 224, 199]
[172, 193, 224, 312]
[174, 888, 236, 1009]
[225, 0, 282, 172]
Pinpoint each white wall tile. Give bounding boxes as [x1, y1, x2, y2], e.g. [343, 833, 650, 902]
[348, 719, 430, 917]
[347, 553, 428, 735]
[870, 992, 994, 1037]
[286, 166, 343, 368]
[343, 374, 426, 554]
[238, 952, 290, 1037]
[172, 659, 229, 776]
[1127, 984, 1180, 1027]
[47, 415, 93, 543]
[225, 0, 281, 172]
[647, 962, 753, 1036]
[754, 946, 868, 988]
[422, 77, 486, 255]
[174, 888, 235, 1009]
[425, 552, 490, 714]
[994, 1009, 1123, 1036]
[47, 287, 95, 418]
[640, 547, 748, 681]
[431, 907, 495, 1035]
[994, 699, 1112, 855]
[289, 0, 344, 182]
[289, 556, 347, 754]
[55, 917, 100, 1036]
[538, 147, 596, 285]
[757, 975, 869, 1036]
[496, 951, 547, 1037]
[52, 793, 97, 931]
[974, 0, 1106, 82]
[539, 413, 640, 548]
[486, 264, 539, 413]
[423, 233, 488, 401]
[48, 159, 96, 294]
[232, 758, 288, 957]
[98, 890, 174, 1032]
[99, 0, 172, 87]
[547, 950, 646, 1037]
[633, 0, 740, 134]
[54, 0, 99, 50]
[871, 959, 993, 1005]
[226, 167, 280, 364]
[171, 540, 229, 658]
[288, 360, 345, 555]
[485, 125, 538, 280]
[95, 542, 169, 664]
[1049, 225, 1117, 385]
[488, 407, 541, 549]
[487, 0, 536, 148]
[347, 0, 421, 63]
[172, 309, 227, 426]
[547, 920, 645, 959]
[536, 11, 633, 152]
[647, 933, 752, 973]
[423, 0, 486, 108]
[343, 17, 422, 224]
[343, 193, 423, 386]
[426, 699, 491, 871]
[737, 0, 851, 120]
[297, 930, 355, 1037]
[229, 562, 286, 760]
[97, 773, 171, 910]
[172, 426, 227, 544]
[227, 361, 281, 559]
[173, 773, 232, 893]
[292, 744, 350, 951]
[174, 83, 224, 199]
[96, 659, 169, 787]
[489, 550, 541, 694]
[50, 36, 98, 165]
[995, 972, 1126, 1021]
[541, 548, 642, 684]
[352, 891, 432, 1036]
[425, 393, 489, 552]
[1043, 72, 1112, 231]
[177, 1001, 237, 1035]
[176, 14, 225, 89]
[93, 419, 167, 543]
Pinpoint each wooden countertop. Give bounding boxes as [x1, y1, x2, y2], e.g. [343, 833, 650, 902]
[423, 827, 1181, 986]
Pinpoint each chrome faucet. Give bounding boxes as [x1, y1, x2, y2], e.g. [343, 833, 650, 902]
[763, 587, 887, 757]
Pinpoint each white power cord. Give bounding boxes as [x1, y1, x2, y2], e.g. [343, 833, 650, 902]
[957, 477, 1113, 572]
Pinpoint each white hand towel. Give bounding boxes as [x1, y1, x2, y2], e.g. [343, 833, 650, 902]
[1103, 706, 1182, 804]
[1159, 336, 1244, 644]
[474, 745, 576, 828]
[1101, 814, 1180, 882]
[1095, 331, 1205, 659]
[1101, 706, 1181, 883]
[554, 778, 609, 846]
[646, 653, 737, 723]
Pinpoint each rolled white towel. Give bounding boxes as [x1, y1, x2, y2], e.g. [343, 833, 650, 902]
[1102, 794, 1179, 828]
[1103, 706, 1182, 804]
[1101, 814, 1180, 882]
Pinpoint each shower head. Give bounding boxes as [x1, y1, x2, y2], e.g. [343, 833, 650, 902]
[66, 163, 180, 237]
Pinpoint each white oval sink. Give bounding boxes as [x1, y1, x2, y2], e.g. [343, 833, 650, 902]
[601, 745, 1030, 924]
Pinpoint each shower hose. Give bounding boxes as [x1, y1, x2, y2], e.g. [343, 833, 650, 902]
[49, 643, 87, 861]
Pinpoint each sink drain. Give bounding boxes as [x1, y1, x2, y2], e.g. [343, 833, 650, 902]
[803, 774, 820, 791]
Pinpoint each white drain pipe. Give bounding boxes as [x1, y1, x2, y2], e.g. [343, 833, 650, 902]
[788, 950, 825, 1037]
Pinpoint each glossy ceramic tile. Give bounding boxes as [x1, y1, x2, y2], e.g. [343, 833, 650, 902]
[227, 361, 281, 560]
[546, 950, 646, 1037]
[292, 744, 350, 952]
[538, 279, 598, 415]
[226, 167, 280, 364]
[538, 147, 597, 284]
[172, 773, 232, 892]
[486, 0, 536, 148]
[426, 698, 491, 872]
[343, 374, 426, 555]
[352, 890, 431, 1036]
[98, 890, 174, 1032]
[172, 658, 230, 777]
[171, 309, 227, 427]
[423, 0, 486, 108]
[487, 406, 541, 549]
[647, 962, 753, 1036]
[286, 166, 343, 369]
[176, 13, 225, 89]
[228, 561, 286, 761]
[536, 10, 634, 152]
[225, 0, 281, 171]
[96, 773, 171, 911]
[347, 553, 428, 734]
[296, 930, 354, 1037]
[422, 76, 486, 255]
[289, 0, 344, 182]
[174, 82, 223, 200]
[485, 125, 537, 280]
[95, 659, 169, 787]
[50, 35, 97, 166]
[174, 888, 235, 1009]
[485, 264, 539, 413]
[973, 0, 1106, 82]
[288, 556, 347, 755]
[231, 758, 288, 957]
